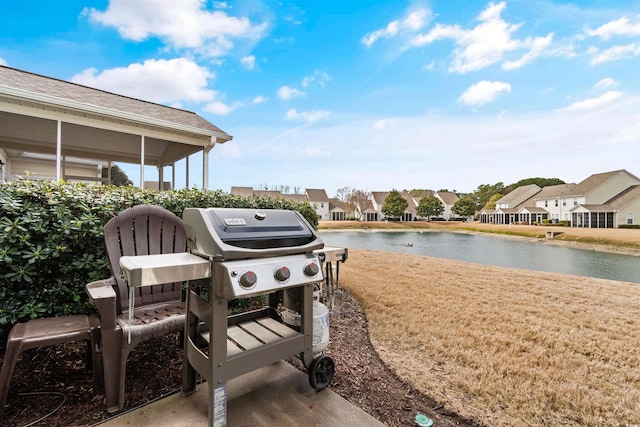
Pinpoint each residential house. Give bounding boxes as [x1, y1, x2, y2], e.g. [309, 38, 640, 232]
[306, 189, 330, 221]
[369, 191, 418, 221]
[328, 198, 346, 221]
[480, 170, 640, 228]
[436, 191, 460, 220]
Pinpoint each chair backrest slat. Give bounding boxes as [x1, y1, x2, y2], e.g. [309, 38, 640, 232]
[103, 205, 187, 313]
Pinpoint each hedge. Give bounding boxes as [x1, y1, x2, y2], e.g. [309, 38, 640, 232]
[0, 179, 319, 348]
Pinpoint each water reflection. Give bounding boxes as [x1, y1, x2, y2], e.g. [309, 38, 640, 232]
[319, 231, 640, 284]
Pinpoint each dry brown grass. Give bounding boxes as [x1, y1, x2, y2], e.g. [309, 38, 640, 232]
[339, 248, 640, 426]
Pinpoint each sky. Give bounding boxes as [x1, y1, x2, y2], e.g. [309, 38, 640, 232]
[1, 0, 639, 197]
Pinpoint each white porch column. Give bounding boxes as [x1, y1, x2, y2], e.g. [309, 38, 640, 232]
[139, 135, 145, 189]
[185, 156, 189, 188]
[56, 120, 62, 181]
[172, 164, 175, 190]
[203, 138, 216, 190]
[158, 165, 163, 190]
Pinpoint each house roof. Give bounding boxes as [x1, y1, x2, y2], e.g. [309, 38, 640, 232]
[371, 191, 389, 206]
[496, 184, 541, 208]
[402, 193, 417, 214]
[328, 198, 346, 212]
[604, 185, 640, 210]
[0, 65, 232, 170]
[306, 188, 329, 202]
[572, 170, 625, 195]
[437, 191, 459, 205]
[230, 186, 256, 198]
[281, 193, 308, 203]
[576, 185, 640, 213]
[532, 183, 577, 200]
[518, 206, 548, 213]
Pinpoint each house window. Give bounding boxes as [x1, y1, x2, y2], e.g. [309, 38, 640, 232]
[321, 203, 324, 208]
[555, 199, 558, 207]
[562, 198, 566, 206]
[574, 197, 578, 206]
[544, 200, 548, 207]
[627, 212, 633, 225]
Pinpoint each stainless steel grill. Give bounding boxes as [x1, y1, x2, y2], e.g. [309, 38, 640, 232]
[180, 208, 336, 427]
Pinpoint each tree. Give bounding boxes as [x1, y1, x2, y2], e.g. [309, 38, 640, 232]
[484, 193, 503, 210]
[503, 177, 565, 194]
[335, 186, 370, 219]
[103, 164, 133, 186]
[472, 182, 504, 210]
[452, 196, 476, 219]
[416, 195, 444, 219]
[382, 189, 408, 221]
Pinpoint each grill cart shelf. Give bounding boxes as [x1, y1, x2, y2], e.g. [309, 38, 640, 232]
[181, 208, 336, 427]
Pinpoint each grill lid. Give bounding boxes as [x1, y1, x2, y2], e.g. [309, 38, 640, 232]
[183, 208, 323, 260]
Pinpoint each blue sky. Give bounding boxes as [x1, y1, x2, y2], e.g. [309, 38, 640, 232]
[1, 0, 639, 197]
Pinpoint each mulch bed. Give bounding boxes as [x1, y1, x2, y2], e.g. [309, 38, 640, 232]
[1, 291, 479, 427]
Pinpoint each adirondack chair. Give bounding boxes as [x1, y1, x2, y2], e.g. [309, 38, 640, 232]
[86, 205, 187, 414]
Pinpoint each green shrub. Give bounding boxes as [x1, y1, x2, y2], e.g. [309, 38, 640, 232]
[0, 180, 319, 348]
[619, 224, 640, 229]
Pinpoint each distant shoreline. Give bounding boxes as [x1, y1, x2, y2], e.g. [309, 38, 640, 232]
[318, 221, 640, 257]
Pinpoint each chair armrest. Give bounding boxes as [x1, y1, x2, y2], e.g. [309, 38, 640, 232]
[86, 278, 118, 329]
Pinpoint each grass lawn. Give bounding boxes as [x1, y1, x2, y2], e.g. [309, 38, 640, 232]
[324, 221, 640, 426]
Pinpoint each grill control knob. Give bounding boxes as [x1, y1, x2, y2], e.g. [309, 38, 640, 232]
[274, 266, 290, 282]
[239, 271, 257, 289]
[304, 262, 319, 277]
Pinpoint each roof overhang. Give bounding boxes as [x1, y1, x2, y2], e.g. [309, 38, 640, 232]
[0, 84, 232, 168]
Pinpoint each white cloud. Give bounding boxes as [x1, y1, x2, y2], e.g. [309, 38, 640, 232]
[589, 42, 640, 65]
[0, 57, 7, 66]
[285, 109, 331, 122]
[411, 2, 553, 74]
[85, 0, 266, 58]
[212, 1, 229, 9]
[362, 8, 430, 47]
[373, 119, 388, 129]
[585, 16, 640, 40]
[70, 58, 216, 104]
[278, 85, 305, 100]
[595, 78, 617, 89]
[503, 33, 553, 70]
[204, 101, 233, 115]
[252, 95, 268, 104]
[301, 70, 330, 87]
[563, 90, 624, 111]
[214, 94, 638, 197]
[241, 55, 256, 70]
[459, 80, 511, 107]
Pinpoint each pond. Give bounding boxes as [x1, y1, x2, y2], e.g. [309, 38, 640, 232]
[319, 231, 640, 284]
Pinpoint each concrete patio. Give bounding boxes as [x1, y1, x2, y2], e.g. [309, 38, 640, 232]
[95, 360, 385, 427]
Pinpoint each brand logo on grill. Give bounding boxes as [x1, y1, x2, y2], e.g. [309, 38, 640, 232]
[224, 218, 247, 226]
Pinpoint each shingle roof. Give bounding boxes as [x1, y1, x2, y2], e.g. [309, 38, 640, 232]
[572, 170, 624, 195]
[0, 65, 229, 136]
[371, 192, 389, 205]
[496, 184, 541, 207]
[603, 185, 640, 210]
[230, 186, 255, 197]
[437, 191, 459, 205]
[532, 183, 577, 200]
[306, 189, 329, 202]
[281, 194, 308, 203]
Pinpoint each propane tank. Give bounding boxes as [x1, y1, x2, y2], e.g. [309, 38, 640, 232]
[312, 284, 330, 356]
